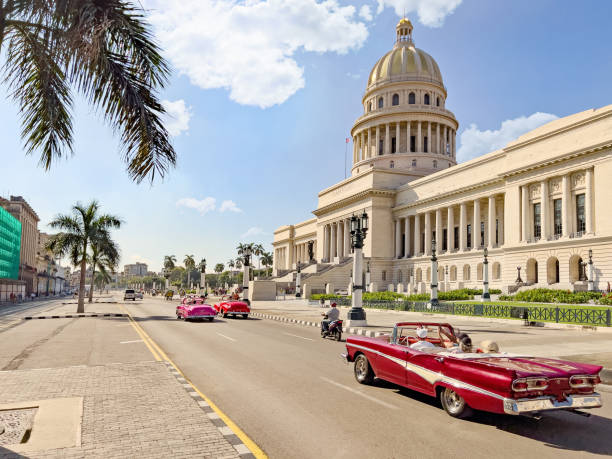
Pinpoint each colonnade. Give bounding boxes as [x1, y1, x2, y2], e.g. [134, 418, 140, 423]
[353, 120, 456, 163]
[322, 219, 352, 262]
[393, 195, 503, 258]
[292, 241, 314, 265]
[520, 168, 593, 242]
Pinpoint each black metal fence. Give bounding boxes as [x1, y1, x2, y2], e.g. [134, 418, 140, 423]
[351, 300, 612, 327]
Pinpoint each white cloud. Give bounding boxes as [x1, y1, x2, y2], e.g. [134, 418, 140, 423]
[346, 72, 361, 79]
[161, 99, 192, 136]
[376, 0, 462, 27]
[241, 227, 267, 239]
[359, 4, 373, 21]
[145, 0, 368, 108]
[176, 197, 216, 214]
[457, 112, 559, 162]
[219, 200, 242, 213]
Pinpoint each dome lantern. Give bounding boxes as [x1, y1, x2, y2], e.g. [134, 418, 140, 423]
[396, 18, 413, 45]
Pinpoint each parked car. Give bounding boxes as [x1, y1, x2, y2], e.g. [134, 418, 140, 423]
[135, 291, 143, 299]
[214, 301, 250, 319]
[176, 297, 217, 322]
[124, 289, 136, 301]
[342, 322, 602, 419]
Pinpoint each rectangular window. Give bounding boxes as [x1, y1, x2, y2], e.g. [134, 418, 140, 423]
[533, 203, 541, 239]
[442, 228, 448, 251]
[424, 136, 428, 153]
[480, 221, 485, 248]
[454, 227, 459, 250]
[495, 219, 499, 245]
[391, 137, 396, 153]
[576, 194, 585, 233]
[553, 198, 562, 236]
[379, 139, 383, 155]
[466, 224, 472, 249]
[410, 136, 416, 153]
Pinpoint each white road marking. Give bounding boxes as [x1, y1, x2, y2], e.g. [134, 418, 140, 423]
[283, 332, 314, 341]
[120, 339, 144, 344]
[216, 332, 237, 342]
[319, 376, 399, 410]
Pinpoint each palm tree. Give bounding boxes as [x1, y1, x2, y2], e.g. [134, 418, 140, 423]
[260, 251, 273, 276]
[94, 270, 112, 293]
[184, 254, 195, 287]
[87, 236, 120, 303]
[235, 258, 242, 270]
[253, 243, 264, 269]
[228, 259, 235, 270]
[163, 255, 176, 270]
[0, 1, 175, 183]
[46, 201, 121, 313]
[214, 263, 224, 274]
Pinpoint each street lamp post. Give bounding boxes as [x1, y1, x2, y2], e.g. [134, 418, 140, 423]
[482, 248, 490, 301]
[429, 239, 439, 308]
[516, 266, 523, 284]
[199, 259, 206, 293]
[588, 249, 594, 291]
[242, 247, 252, 302]
[347, 211, 369, 327]
[295, 262, 302, 298]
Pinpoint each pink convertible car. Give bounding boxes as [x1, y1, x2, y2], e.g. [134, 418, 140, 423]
[176, 297, 217, 322]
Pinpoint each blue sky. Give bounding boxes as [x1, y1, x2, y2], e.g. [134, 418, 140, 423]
[2, 0, 612, 272]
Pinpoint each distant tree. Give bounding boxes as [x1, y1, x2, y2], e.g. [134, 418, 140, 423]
[47, 201, 121, 313]
[184, 254, 195, 286]
[253, 243, 264, 269]
[87, 236, 120, 303]
[164, 255, 177, 270]
[235, 258, 242, 270]
[228, 259, 235, 270]
[260, 251, 273, 276]
[214, 263, 224, 274]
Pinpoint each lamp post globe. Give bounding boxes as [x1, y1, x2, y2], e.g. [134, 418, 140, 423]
[242, 247, 252, 302]
[295, 262, 302, 297]
[429, 239, 439, 308]
[482, 247, 490, 301]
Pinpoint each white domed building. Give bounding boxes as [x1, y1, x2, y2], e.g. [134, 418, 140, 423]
[271, 20, 612, 297]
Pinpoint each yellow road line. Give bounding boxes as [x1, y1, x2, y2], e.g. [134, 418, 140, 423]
[119, 306, 267, 459]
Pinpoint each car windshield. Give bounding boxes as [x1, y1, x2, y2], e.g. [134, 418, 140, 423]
[125, 289, 134, 293]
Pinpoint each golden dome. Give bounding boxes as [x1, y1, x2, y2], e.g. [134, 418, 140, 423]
[398, 18, 412, 26]
[367, 45, 444, 89]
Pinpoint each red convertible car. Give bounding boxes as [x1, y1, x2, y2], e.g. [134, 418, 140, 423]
[343, 322, 602, 419]
[176, 297, 217, 322]
[214, 301, 250, 319]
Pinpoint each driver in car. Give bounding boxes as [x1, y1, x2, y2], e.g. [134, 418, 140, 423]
[321, 302, 339, 333]
[410, 327, 435, 351]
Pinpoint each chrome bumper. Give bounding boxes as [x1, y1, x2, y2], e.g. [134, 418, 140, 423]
[503, 393, 602, 415]
[187, 315, 216, 319]
[339, 353, 350, 365]
[225, 311, 248, 315]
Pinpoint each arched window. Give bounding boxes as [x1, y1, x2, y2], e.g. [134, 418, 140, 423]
[426, 267, 431, 282]
[526, 258, 538, 284]
[493, 262, 501, 280]
[408, 92, 415, 104]
[424, 94, 430, 105]
[433, 160, 437, 168]
[477, 263, 483, 281]
[450, 265, 457, 281]
[416, 268, 422, 282]
[378, 97, 384, 109]
[436, 97, 440, 107]
[389, 161, 395, 169]
[411, 159, 417, 167]
[463, 265, 471, 281]
[392, 93, 399, 106]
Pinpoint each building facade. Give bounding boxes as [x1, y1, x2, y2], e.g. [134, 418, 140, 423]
[273, 19, 612, 294]
[124, 263, 148, 277]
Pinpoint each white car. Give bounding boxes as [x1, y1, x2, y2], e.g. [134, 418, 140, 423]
[124, 289, 136, 301]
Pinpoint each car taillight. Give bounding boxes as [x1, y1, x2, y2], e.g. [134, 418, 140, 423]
[569, 375, 599, 388]
[512, 377, 549, 392]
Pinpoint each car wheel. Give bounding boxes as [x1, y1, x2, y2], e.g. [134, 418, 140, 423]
[242, 314, 248, 319]
[208, 317, 214, 322]
[440, 387, 473, 419]
[222, 311, 228, 318]
[176, 314, 181, 320]
[335, 330, 342, 341]
[354, 354, 374, 385]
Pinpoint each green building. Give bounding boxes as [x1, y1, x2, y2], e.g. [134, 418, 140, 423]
[0, 206, 21, 279]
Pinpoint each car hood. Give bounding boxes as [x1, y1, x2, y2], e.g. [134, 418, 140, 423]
[185, 305, 215, 314]
[466, 355, 602, 378]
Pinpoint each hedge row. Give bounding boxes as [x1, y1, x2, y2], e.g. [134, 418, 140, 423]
[499, 288, 605, 304]
[310, 288, 502, 302]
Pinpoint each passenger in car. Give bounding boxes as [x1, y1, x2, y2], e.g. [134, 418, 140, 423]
[410, 327, 435, 351]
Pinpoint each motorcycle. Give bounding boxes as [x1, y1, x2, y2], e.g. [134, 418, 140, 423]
[321, 313, 343, 341]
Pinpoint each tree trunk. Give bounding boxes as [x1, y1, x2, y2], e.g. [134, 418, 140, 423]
[88, 261, 96, 303]
[77, 257, 86, 313]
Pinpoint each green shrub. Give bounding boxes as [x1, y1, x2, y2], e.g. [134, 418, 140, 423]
[439, 290, 471, 301]
[362, 291, 406, 301]
[405, 293, 430, 301]
[503, 288, 603, 304]
[310, 294, 345, 301]
[597, 294, 612, 305]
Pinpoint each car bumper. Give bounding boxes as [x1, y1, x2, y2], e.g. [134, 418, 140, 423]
[223, 311, 249, 315]
[186, 314, 216, 319]
[503, 393, 602, 415]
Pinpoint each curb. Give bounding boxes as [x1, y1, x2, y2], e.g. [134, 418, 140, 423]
[163, 361, 256, 458]
[61, 301, 118, 305]
[23, 313, 127, 320]
[251, 311, 612, 384]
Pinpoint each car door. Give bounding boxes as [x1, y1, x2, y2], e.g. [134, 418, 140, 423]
[374, 342, 410, 387]
[405, 348, 444, 394]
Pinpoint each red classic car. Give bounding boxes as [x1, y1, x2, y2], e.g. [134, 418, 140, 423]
[214, 301, 250, 319]
[176, 297, 217, 322]
[343, 322, 602, 419]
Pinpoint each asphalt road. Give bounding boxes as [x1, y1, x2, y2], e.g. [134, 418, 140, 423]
[125, 296, 612, 459]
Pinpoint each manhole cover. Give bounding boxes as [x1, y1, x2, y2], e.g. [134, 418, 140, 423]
[0, 408, 37, 446]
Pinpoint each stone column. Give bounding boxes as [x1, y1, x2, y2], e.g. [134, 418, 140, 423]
[344, 218, 350, 256]
[414, 214, 421, 255]
[359, 132, 364, 162]
[353, 136, 357, 163]
[336, 222, 342, 260]
[488, 196, 496, 248]
[406, 121, 411, 152]
[375, 126, 380, 156]
[417, 121, 422, 153]
[404, 217, 410, 257]
[395, 219, 401, 258]
[385, 123, 390, 155]
[473, 199, 481, 248]
[427, 121, 432, 153]
[452, 129, 456, 156]
[541, 179, 549, 240]
[443, 126, 448, 154]
[435, 208, 442, 251]
[586, 168, 593, 234]
[395, 122, 400, 154]
[325, 225, 331, 260]
[521, 185, 529, 243]
[460, 202, 467, 250]
[561, 175, 569, 237]
[331, 224, 337, 260]
[436, 123, 440, 154]
[368, 128, 372, 158]
[424, 212, 431, 256]
[447, 206, 454, 251]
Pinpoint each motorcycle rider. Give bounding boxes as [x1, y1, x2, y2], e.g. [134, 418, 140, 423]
[321, 302, 340, 333]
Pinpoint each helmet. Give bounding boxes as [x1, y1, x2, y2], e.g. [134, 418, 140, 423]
[416, 327, 428, 339]
[331, 302, 337, 307]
